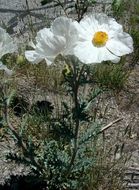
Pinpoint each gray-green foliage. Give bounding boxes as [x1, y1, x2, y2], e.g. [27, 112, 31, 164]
[1, 56, 104, 190]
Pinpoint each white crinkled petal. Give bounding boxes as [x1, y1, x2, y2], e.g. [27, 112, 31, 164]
[51, 17, 73, 36]
[78, 13, 123, 39]
[51, 17, 79, 54]
[0, 27, 17, 58]
[102, 48, 120, 63]
[35, 29, 66, 58]
[74, 41, 101, 64]
[73, 22, 89, 42]
[74, 41, 120, 64]
[26, 28, 66, 65]
[75, 14, 109, 42]
[0, 61, 13, 75]
[79, 14, 99, 34]
[51, 16, 78, 37]
[94, 13, 122, 32]
[106, 32, 133, 56]
[25, 50, 43, 64]
[26, 18, 80, 64]
[108, 18, 123, 32]
[36, 28, 50, 44]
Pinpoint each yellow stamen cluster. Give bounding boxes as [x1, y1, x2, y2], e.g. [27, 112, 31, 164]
[92, 31, 108, 47]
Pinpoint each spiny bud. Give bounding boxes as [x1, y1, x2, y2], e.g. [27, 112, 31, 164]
[16, 55, 25, 64]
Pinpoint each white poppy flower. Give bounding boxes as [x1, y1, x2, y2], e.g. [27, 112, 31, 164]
[73, 13, 133, 64]
[0, 27, 17, 75]
[25, 17, 79, 65]
[0, 27, 17, 59]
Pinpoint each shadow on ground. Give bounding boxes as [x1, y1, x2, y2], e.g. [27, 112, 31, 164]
[0, 175, 47, 190]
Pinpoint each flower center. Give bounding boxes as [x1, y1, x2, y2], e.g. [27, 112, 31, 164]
[92, 31, 108, 47]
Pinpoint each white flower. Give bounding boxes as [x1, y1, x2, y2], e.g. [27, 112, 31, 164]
[25, 17, 78, 65]
[73, 13, 133, 64]
[0, 27, 17, 75]
[0, 27, 17, 59]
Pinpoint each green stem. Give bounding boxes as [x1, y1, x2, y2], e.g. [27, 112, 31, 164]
[76, 0, 81, 22]
[76, 0, 88, 22]
[56, 0, 69, 17]
[66, 86, 79, 175]
[66, 64, 85, 175]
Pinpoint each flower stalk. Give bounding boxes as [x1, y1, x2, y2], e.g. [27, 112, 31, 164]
[66, 63, 85, 175]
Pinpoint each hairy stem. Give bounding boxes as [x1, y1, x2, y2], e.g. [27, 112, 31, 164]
[56, 0, 69, 17]
[66, 64, 85, 175]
